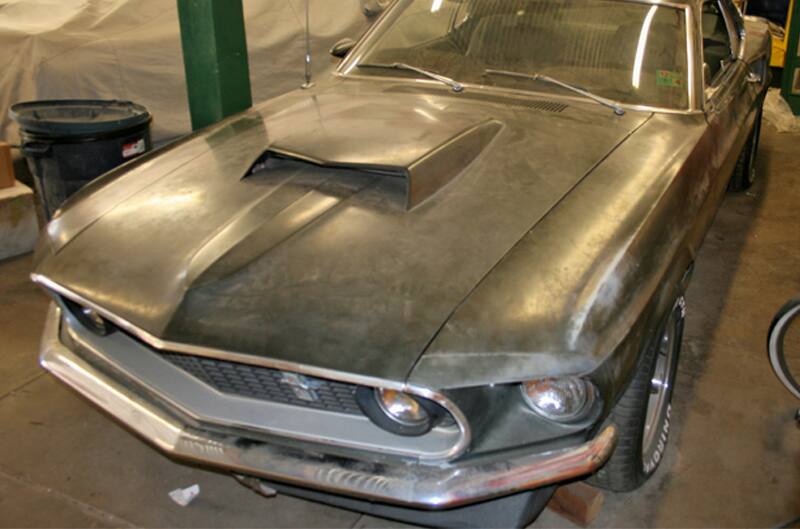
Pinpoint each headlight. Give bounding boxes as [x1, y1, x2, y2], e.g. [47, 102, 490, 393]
[376, 389, 429, 426]
[62, 298, 115, 336]
[356, 387, 445, 436]
[520, 376, 596, 423]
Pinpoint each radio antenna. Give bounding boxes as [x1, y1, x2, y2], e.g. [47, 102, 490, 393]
[301, 0, 314, 89]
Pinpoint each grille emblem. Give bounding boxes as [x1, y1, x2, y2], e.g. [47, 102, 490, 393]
[279, 372, 320, 402]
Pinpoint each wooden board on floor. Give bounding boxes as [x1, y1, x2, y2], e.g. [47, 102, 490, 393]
[547, 482, 605, 527]
[0, 142, 15, 190]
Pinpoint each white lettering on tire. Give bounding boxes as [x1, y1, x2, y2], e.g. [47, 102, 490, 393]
[643, 404, 671, 474]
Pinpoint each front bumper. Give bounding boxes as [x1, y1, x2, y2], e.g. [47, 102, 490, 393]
[39, 304, 617, 510]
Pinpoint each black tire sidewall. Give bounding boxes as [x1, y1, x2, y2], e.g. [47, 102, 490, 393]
[731, 104, 764, 192]
[641, 306, 684, 478]
[746, 108, 763, 187]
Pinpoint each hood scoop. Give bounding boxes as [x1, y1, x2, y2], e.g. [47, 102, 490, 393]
[245, 119, 503, 210]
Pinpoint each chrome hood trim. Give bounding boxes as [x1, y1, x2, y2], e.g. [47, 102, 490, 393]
[34, 290, 471, 460]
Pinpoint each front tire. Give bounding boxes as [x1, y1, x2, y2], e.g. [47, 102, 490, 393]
[589, 298, 685, 492]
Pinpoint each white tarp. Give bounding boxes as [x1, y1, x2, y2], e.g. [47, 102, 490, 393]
[0, 0, 372, 144]
[764, 88, 800, 133]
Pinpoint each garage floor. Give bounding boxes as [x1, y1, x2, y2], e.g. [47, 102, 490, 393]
[1, 127, 798, 529]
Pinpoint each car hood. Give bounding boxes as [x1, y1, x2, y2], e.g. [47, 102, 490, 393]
[36, 80, 649, 385]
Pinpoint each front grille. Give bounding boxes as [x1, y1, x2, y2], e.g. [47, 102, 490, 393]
[159, 353, 363, 415]
[159, 352, 458, 428]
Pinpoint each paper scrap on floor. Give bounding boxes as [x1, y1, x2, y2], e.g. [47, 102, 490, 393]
[169, 484, 200, 507]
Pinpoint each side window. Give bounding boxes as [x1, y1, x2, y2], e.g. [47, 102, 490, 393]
[702, 0, 734, 84]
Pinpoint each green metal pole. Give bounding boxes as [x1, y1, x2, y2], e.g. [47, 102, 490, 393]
[782, 0, 800, 115]
[177, 0, 253, 130]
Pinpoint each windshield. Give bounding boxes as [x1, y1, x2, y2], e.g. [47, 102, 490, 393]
[348, 0, 691, 110]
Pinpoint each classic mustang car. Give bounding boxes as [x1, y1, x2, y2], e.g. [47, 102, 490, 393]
[32, 0, 770, 526]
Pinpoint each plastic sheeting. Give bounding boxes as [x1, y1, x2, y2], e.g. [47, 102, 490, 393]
[764, 88, 800, 133]
[0, 0, 372, 144]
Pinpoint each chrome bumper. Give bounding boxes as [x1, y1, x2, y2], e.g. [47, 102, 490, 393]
[39, 304, 617, 509]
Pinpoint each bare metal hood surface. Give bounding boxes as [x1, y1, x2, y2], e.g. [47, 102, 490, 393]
[37, 80, 649, 384]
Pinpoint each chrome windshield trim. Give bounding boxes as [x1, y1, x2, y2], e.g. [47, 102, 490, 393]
[331, 72, 705, 116]
[40, 304, 618, 509]
[32, 274, 472, 461]
[684, 3, 699, 111]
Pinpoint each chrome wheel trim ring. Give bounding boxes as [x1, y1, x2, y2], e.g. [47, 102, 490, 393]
[641, 310, 679, 470]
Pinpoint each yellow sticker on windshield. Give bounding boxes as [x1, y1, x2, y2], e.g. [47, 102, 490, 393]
[657, 70, 684, 88]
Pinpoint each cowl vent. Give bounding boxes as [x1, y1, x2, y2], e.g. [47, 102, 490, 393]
[474, 93, 569, 113]
[523, 100, 569, 113]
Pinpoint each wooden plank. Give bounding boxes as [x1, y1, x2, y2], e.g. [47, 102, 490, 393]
[0, 182, 38, 260]
[546, 482, 605, 528]
[0, 142, 15, 190]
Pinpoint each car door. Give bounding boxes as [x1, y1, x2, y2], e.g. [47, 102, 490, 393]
[684, 0, 754, 251]
[702, 0, 755, 194]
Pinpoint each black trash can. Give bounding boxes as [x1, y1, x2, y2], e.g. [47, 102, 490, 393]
[9, 100, 152, 219]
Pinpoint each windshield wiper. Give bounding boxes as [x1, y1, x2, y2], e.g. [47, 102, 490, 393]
[483, 69, 625, 116]
[358, 62, 465, 93]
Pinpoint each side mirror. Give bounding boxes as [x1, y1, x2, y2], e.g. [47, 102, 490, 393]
[361, 0, 392, 17]
[330, 38, 357, 59]
[746, 71, 763, 84]
[703, 63, 712, 88]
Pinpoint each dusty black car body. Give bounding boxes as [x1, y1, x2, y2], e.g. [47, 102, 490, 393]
[32, 0, 771, 526]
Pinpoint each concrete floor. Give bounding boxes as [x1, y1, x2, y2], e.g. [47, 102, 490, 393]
[0, 126, 798, 528]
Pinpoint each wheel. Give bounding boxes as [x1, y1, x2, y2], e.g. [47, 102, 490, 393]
[768, 299, 800, 401]
[589, 298, 685, 492]
[729, 105, 763, 192]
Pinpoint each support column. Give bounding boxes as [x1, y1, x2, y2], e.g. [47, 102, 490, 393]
[782, 0, 800, 115]
[177, 0, 253, 130]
